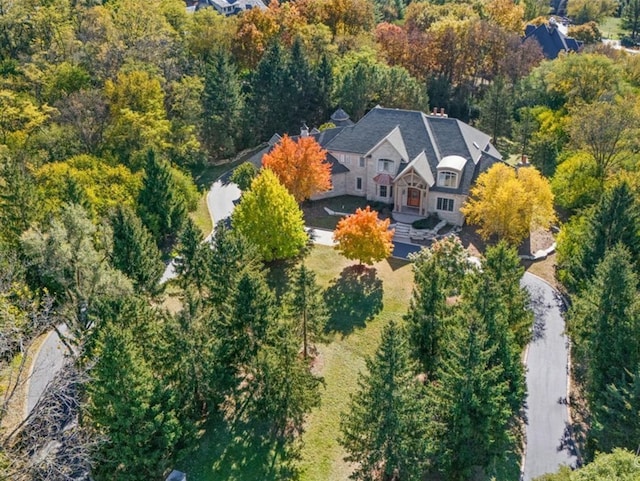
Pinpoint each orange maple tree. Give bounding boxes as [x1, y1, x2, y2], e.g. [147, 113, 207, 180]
[333, 206, 395, 265]
[262, 134, 332, 202]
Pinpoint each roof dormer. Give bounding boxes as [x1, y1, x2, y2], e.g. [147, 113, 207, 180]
[436, 155, 467, 189]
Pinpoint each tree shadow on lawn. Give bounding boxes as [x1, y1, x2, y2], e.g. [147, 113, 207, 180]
[324, 265, 383, 336]
[185, 413, 301, 481]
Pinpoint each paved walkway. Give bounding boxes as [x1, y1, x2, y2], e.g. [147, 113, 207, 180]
[521, 273, 577, 480]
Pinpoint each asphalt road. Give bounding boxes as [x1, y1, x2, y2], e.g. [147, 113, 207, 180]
[521, 273, 577, 480]
[26, 324, 70, 416]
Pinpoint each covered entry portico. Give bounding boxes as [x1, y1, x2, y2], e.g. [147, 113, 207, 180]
[393, 154, 434, 218]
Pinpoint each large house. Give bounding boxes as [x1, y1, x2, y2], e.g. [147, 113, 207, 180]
[254, 106, 503, 226]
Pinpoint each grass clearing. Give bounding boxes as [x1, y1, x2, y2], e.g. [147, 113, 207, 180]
[599, 16, 623, 39]
[190, 193, 213, 237]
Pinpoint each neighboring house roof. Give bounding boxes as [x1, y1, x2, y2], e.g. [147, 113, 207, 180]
[199, 0, 266, 15]
[523, 21, 583, 59]
[325, 106, 502, 195]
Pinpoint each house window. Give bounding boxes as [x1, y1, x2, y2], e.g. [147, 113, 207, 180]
[438, 171, 458, 188]
[379, 185, 388, 198]
[356, 177, 363, 190]
[437, 197, 454, 212]
[359, 157, 365, 168]
[378, 159, 394, 173]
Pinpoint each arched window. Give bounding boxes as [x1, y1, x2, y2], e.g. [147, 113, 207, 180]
[438, 171, 458, 188]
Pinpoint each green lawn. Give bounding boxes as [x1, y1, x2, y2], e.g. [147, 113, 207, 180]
[599, 16, 623, 39]
[182, 245, 414, 481]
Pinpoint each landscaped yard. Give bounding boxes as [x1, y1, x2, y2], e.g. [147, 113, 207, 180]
[302, 195, 393, 230]
[181, 244, 414, 481]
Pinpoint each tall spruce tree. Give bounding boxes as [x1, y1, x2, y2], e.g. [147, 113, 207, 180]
[201, 52, 244, 159]
[340, 321, 430, 481]
[559, 181, 640, 292]
[315, 54, 334, 125]
[137, 150, 187, 247]
[478, 77, 513, 150]
[285, 38, 316, 133]
[175, 217, 210, 293]
[249, 318, 323, 441]
[206, 223, 262, 308]
[246, 42, 288, 140]
[87, 320, 191, 481]
[283, 264, 328, 359]
[568, 244, 640, 409]
[110, 206, 164, 294]
[623, 0, 640, 39]
[590, 365, 640, 457]
[404, 237, 468, 377]
[430, 314, 512, 481]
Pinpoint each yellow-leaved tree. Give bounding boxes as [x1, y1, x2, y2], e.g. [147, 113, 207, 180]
[333, 206, 394, 265]
[262, 134, 332, 202]
[232, 168, 308, 261]
[461, 163, 555, 245]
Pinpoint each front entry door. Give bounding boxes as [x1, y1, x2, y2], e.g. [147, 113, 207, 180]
[407, 188, 420, 207]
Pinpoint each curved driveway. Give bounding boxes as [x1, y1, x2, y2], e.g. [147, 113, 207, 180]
[521, 273, 577, 480]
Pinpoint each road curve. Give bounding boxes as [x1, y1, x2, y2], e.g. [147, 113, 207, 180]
[26, 324, 71, 416]
[521, 273, 577, 480]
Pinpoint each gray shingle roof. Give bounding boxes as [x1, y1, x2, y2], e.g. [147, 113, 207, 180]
[523, 23, 583, 59]
[325, 106, 502, 195]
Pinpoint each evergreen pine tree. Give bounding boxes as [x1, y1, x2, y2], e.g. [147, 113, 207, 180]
[249, 318, 323, 441]
[283, 264, 328, 358]
[404, 237, 468, 377]
[201, 52, 245, 159]
[478, 77, 513, 150]
[137, 150, 187, 247]
[110, 206, 164, 294]
[175, 217, 210, 293]
[285, 38, 316, 133]
[206, 223, 262, 309]
[340, 321, 430, 481]
[591, 365, 640, 456]
[315, 54, 334, 125]
[430, 315, 512, 481]
[87, 322, 189, 481]
[246, 42, 288, 140]
[568, 244, 640, 408]
[622, 0, 640, 40]
[560, 181, 640, 292]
